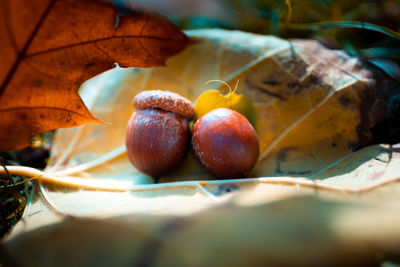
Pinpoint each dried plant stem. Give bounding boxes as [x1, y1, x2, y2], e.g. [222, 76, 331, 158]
[0, 166, 127, 192]
[205, 79, 240, 94]
[0, 165, 399, 195]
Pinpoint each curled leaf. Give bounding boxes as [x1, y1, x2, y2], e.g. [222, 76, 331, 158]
[193, 80, 257, 127]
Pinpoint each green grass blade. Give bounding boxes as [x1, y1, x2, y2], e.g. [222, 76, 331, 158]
[286, 21, 400, 40]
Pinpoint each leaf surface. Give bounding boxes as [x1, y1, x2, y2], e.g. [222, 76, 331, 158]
[0, 0, 189, 150]
[2, 29, 400, 265]
[194, 89, 257, 127]
[45, 29, 400, 185]
[6, 28, 398, 219]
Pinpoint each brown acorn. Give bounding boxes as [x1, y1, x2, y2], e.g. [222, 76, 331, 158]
[126, 90, 193, 177]
[192, 108, 259, 178]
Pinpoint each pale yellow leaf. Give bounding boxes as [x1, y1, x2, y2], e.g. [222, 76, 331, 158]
[2, 29, 400, 266]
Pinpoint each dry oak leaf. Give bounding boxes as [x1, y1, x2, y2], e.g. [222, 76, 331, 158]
[39, 29, 400, 185]
[2, 30, 400, 266]
[2, 29, 398, 217]
[0, 0, 188, 151]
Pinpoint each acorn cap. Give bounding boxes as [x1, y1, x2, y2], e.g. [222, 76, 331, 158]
[133, 90, 194, 119]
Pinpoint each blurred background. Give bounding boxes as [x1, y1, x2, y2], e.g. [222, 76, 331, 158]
[115, 0, 400, 79]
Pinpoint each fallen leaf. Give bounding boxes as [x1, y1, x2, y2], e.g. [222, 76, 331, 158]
[2, 196, 400, 266]
[0, 0, 189, 150]
[0, 28, 398, 216]
[2, 28, 396, 215]
[193, 86, 257, 127]
[41, 29, 400, 184]
[1, 29, 400, 265]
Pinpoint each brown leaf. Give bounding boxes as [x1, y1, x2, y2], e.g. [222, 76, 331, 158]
[0, 0, 189, 151]
[38, 29, 400, 185]
[1, 30, 399, 220]
[2, 30, 400, 265]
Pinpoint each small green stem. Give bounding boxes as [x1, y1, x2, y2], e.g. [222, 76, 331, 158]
[284, 21, 400, 40]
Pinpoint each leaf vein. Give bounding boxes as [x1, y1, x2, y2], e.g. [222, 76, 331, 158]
[24, 35, 186, 59]
[0, 0, 58, 98]
[0, 106, 93, 120]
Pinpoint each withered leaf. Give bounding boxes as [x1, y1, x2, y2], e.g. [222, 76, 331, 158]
[2, 30, 400, 265]
[12, 29, 400, 206]
[0, 0, 189, 150]
[38, 29, 400, 185]
[193, 88, 257, 127]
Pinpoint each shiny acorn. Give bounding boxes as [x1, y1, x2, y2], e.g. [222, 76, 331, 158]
[126, 90, 193, 177]
[192, 108, 259, 178]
